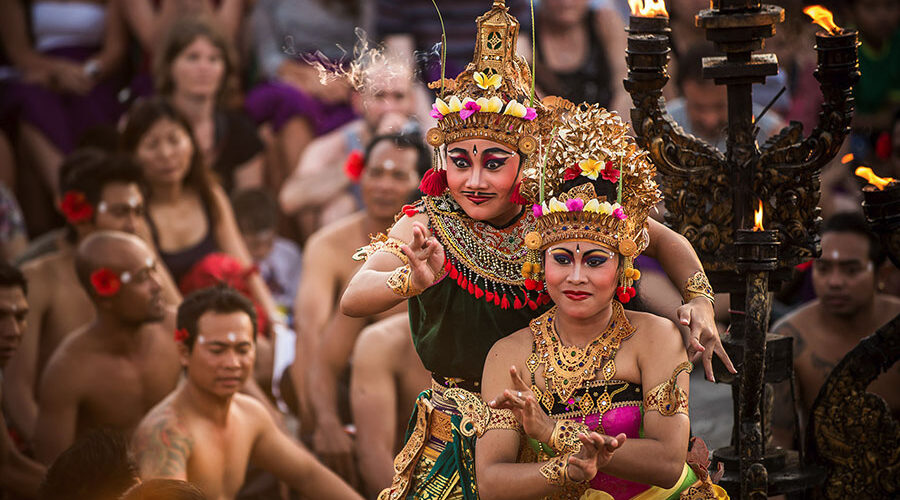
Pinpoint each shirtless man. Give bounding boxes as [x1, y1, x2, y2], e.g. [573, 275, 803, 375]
[0, 262, 45, 497]
[132, 286, 362, 500]
[772, 212, 900, 448]
[3, 150, 180, 440]
[33, 232, 181, 464]
[349, 313, 430, 497]
[278, 59, 416, 238]
[297, 133, 428, 483]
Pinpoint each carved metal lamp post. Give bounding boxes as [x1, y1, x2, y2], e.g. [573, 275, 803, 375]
[623, 1, 859, 497]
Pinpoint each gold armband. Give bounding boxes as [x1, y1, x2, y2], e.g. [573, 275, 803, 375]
[682, 270, 715, 305]
[549, 419, 589, 454]
[386, 266, 422, 298]
[644, 361, 692, 416]
[353, 234, 410, 266]
[540, 453, 577, 487]
[485, 408, 522, 434]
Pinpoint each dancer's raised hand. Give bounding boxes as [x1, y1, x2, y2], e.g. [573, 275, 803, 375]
[400, 222, 446, 291]
[489, 365, 555, 443]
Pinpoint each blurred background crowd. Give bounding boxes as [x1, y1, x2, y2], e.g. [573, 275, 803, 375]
[0, 0, 897, 499]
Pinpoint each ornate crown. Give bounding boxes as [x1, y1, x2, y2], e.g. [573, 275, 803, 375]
[424, 0, 544, 155]
[521, 104, 661, 302]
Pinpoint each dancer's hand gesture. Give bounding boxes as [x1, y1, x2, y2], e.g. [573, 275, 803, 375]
[566, 432, 627, 482]
[400, 222, 446, 291]
[489, 366, 555, 443]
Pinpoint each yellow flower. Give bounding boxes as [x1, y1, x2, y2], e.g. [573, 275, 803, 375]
[476, 96, 503, 113]
[579, 159, 604, 180]
[597, 201, 614, 215]
[503, 99, 527, 118]
[474, 71, 502, 90]
[434, 98, 451, 115]
[583, 199, 601, 213]
[448, 96, 463, 113]
[549, 198, 567, 213]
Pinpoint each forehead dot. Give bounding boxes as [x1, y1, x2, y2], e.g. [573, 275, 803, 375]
[227, 332, 237, 343]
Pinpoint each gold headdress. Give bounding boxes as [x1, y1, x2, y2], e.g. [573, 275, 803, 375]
[420, 0, 547, 196]
[521, 104, 661, 302]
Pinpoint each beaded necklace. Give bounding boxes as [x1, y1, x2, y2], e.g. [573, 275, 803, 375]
[424, 194, 548, 310]
[526, 302, 635, 405]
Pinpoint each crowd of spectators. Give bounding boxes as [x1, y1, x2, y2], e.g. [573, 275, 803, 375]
[0, 0, 897, 499]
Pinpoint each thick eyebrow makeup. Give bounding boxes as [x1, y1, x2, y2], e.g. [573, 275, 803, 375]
[481, 147, 513, 157]
[448, 148, 470, 157]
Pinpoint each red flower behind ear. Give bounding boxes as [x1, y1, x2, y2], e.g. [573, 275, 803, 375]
[344, 150, 365, 182]
[173, 328, 189, 342]
[59, 191, 94, 224]
[90, 268, 121, 297]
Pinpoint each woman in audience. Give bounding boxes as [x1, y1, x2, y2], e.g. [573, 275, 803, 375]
[534, 0, 628, 117]
[120, 97, 278, 319]
[155, 17, 264, 194]
[0, 0, 127, 221]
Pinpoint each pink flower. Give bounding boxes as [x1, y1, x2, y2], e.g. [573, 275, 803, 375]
[460, 101, 481, 120]
[565, 198, 584, 212]
[613, 208, 627, 220]
[532, 204, 543, 218]
[430, 104, 444, 120]
[523, 107, 537, 121]
[600, 161, 620, 183]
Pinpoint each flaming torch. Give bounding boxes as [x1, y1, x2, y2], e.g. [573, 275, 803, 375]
[804, 5, 843, 35]
[753, 200, 765, 231]
[856, 165, 900, 267]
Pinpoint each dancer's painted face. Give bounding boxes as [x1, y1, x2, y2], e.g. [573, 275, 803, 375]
[445, 139, 522, 226]
[544, 241, 619, 320]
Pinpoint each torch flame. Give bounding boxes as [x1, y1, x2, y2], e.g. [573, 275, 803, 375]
[855, 166, 896, 190]
[803, 5, 842, 35]
[753, 200, 764, 231]
[841, 153, 853, 164]
[629, 0, 668, 18]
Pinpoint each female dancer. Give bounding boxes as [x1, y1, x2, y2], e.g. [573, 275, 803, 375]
[341, 2, 731, 498]
[473, 104, 726, 499]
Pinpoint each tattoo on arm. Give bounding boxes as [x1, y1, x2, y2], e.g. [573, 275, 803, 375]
[133, 411, 193, 478]
[774, 322, 805, 359]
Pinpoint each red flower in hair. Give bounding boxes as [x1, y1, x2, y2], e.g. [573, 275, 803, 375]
[600, 161, 620, 183]
[90, 268, 121, 296]
[344, 150, 365, 182]
[59, 191, 94, 224]
[563, 164, 581, 181]
[173, 328, 189, 342]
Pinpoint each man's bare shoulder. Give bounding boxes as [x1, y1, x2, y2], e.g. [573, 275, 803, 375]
[21, 249, 71, 284]
[300, 120, 362, 169]
[132, 395, 194, 477]
[772, 301, 819, 338]
[40, 324, 95, 379]
[875, 294, 900, 322]
[354, 314, 410, 362]
[230, 393, 275, 435]
[306, 211, 367, 250]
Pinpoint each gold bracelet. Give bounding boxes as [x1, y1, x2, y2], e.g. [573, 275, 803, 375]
[386, 265, 423, 298]
[682, 270, 715, 305]
[374, 237, 410, 266]
[540, 453, 572, 487]
[484, 408, 522, 434]
[549, 419, 589, 454]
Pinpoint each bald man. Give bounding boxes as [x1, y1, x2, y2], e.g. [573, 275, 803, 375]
[33, 231, 182, 464]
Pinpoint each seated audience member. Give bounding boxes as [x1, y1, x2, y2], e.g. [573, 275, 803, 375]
[245, 0, 365, 187]
[34, 232, 181, 464]
[772, 212, 900, 448]
[349, 313, 430, 498]
[3, 150, 178, 442]
[39, 429, 140, 500]
[847, 0, 900, 134]
[277, 59, 417, 240]
[298, 133, 427, 481]
[231, 189, 302, 320]
[0, 262, 45, 497]
[155, 17, 264, 194]
[120, 479, 207, 500]
[120, 98, 280, 324]
[534, 0, 628, 117]
[132, 286, 362, 500]
[667, 43, 785, 151]
[0, 0, 127, 198]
